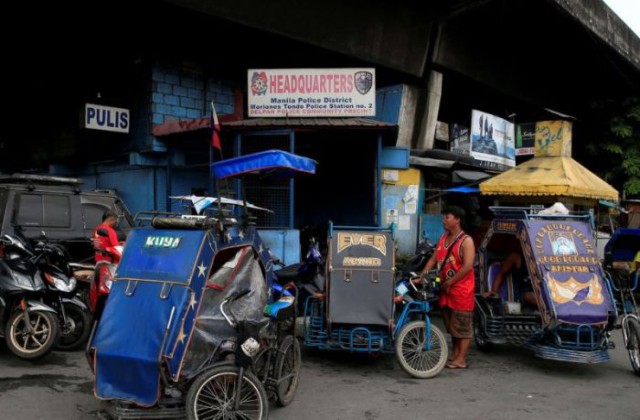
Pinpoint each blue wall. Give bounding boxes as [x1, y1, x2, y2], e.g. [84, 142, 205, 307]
[70, 65, 241, 215]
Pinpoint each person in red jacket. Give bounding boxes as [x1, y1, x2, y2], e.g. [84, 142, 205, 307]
[93, 210, 121, 263]
[420, 206, 475, 369]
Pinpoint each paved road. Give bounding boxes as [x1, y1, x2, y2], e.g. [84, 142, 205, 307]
[0, 320, 638, 420]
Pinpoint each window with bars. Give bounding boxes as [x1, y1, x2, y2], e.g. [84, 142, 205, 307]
[240, 134, 291, 228]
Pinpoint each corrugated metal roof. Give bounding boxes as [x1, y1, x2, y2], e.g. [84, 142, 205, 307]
[223, 117, 395, 129]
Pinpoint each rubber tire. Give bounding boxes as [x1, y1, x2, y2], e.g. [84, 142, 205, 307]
[56, 303, 92, 351]
[186, 365, 269, 420]
[274, 335, 301, 407]
[5, 310, 60, 360]
[626, 318, 640, 376]
[474, 311, 493, 352]
[395, 321, 448, 378]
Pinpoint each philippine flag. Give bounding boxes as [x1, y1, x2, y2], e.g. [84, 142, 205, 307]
[210, 101, 221, 151]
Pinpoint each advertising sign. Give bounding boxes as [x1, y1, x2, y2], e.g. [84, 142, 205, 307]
[450, 123, 470, 155]
[515, 122, 535, 156]
[534, 120, 573, 157]
[470, 110, 515, 168]
[247, 68, 375, 117]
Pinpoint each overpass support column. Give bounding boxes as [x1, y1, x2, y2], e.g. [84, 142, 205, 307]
[415, 70, 442, 150]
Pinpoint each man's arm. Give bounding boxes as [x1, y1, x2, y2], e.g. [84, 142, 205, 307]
[421, 252, 438, 276]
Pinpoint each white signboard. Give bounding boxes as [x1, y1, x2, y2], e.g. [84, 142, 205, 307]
[247, 68, 375, 117]
[470, 110, 515, 168]
[85, 103, 130, 133]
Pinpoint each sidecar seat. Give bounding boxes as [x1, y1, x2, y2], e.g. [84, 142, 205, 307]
[487, 262, 515, 302]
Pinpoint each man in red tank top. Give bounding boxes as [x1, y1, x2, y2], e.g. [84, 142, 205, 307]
[93, 210, 120, 263]
[420, 206, 475, 369]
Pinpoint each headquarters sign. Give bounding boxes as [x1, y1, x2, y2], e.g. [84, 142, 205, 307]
[248, 68, 375, 117]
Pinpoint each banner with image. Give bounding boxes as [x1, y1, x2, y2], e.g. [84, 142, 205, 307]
[470, 110, 515, 168]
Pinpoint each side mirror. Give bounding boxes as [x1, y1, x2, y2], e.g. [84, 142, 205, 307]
[96, 228, 109, 237]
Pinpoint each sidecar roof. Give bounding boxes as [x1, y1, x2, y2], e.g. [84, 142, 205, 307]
[211, 149, 316, 180]
[604, 228, 640, 264]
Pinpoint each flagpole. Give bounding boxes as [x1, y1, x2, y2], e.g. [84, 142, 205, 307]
[209, 139, 214, 196]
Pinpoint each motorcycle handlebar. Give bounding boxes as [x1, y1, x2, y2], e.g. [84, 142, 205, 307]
[220, 289, 252, 327]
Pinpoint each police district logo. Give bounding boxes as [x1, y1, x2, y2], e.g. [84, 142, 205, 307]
[250, 71, 268, 96]
[354, 71, 373, 95]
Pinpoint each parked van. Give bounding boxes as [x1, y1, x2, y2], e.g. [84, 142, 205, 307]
[0, 174, 133, 262]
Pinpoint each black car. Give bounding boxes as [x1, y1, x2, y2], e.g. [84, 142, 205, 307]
[0, 174, 133, 262]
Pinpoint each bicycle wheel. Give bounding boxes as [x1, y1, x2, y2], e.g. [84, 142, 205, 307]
[274, 335, 301, 407]
[186, 365, 269, 420]
[395, 320, 448, 378]
[626, 318, 640, 376]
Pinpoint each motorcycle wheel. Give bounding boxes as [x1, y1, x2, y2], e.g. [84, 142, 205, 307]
[275, 335, 301, 407]
[56, 303, 92, 351]
[5, 310, 60, 360]
[626, 318, 640, 376]
[186, 365, 268, 420]
[395, 320, 448, 378]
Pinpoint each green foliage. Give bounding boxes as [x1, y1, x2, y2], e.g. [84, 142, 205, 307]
[587, 97, 640, 197]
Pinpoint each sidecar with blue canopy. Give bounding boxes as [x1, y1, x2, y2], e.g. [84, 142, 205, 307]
[301, 223, 448, 378]
[474, 206, 618, 364]
[88, 150, 314, 419]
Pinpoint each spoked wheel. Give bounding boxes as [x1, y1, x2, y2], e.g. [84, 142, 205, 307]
[56, 303, 92, 351]
[274, 335, 301, 406]
[5, 310, 60, 360]
[473, 311, 493, 351]
[625, 318, 640, 376]
[186, 365, 268, 420]
[395, 320, 448, 378]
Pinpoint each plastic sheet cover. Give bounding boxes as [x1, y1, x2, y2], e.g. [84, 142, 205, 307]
[181, 246, 268, 378]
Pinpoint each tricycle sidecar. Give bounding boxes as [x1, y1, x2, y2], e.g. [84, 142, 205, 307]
[474, 206, 617, 364]
[88, 150, 313, 419]
[302, 224, 448, 378]
[603, 227, 640, 375]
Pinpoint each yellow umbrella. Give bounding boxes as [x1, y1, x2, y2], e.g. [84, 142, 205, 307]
[479, 156, 618, 201]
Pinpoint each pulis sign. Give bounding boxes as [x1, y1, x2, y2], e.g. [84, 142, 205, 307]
[85, 103, 130, 133]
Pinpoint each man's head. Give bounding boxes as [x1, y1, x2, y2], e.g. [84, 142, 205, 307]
[102, 210, 118, 227]
[442, 205, 465, 231]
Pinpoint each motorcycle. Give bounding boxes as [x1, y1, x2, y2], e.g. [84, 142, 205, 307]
[273, 236, 324, 316]
[32, 235, 92, 351]
[398, 238, 435, 280]
[0, 234, 60, 359]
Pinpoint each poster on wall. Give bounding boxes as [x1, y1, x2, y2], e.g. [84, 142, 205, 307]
[435, 121, 450, 142]
[470, 110, 515, 168]
[450, 124, 470, 155]
[247, 68, 376, 117]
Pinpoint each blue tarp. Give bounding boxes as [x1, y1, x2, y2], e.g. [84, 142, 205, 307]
[211, 149, 316, 179]
[445, 186, 480, 193]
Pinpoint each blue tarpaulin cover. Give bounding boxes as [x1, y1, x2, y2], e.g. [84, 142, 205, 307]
[211, 149, 316, 179]
[92, 229, 215, 406]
